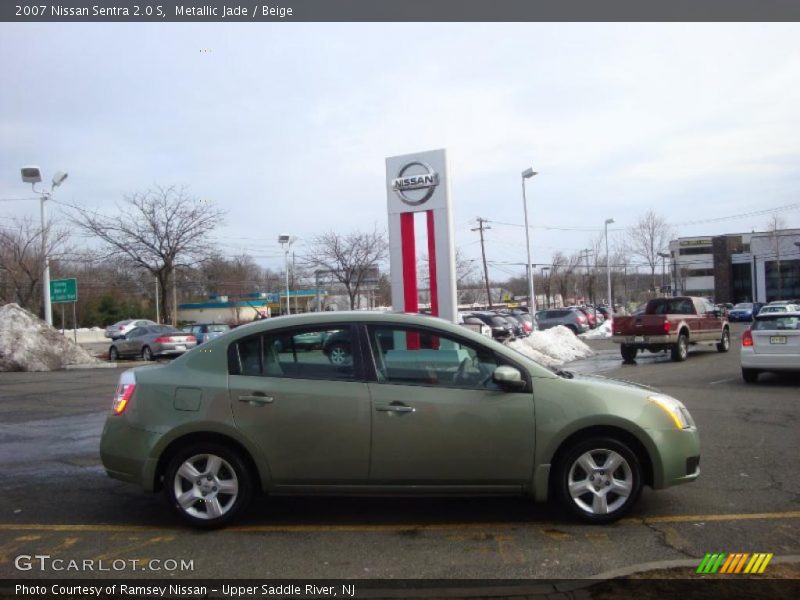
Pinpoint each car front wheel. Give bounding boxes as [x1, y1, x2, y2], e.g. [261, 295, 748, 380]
[164, 443, 253, 529]
[555, 437, 642, 524]
[109, 346, 120, 361]
[142, 346, 153, 361]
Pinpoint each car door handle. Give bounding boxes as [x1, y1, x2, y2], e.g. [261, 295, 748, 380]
[375, 404, 415, 413]
[238, 394, 274, 406]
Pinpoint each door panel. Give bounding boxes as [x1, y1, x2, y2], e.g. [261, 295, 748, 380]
[230, 376, 372, 483]
[368, 383, 534, 483]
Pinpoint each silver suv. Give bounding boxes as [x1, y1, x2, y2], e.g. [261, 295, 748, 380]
[535, 308, 590, 335]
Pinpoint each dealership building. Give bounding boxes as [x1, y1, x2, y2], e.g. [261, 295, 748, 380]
[668, 229, 800, 303]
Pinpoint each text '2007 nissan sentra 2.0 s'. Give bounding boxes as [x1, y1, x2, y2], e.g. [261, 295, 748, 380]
[100, 312, 700, 528]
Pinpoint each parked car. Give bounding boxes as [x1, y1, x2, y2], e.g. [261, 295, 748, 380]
[571, 306, 598, 329]
[727, 302, 764, 322]
[612, 297, 730, 362]
[501, 314, 528, 338]
[109, 325, 197, 361]
[189, 323, 231, 345]
[100, 311, 700, 529]
[536, 308, 590, 335]
[459, 313, 492, 338]
[507, 311, 535, 334]
[740, 311, 800, 382]
[105, 319, 157, 340]
[468, 312, 515, 340]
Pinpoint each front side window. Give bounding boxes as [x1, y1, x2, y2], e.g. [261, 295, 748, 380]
[367, 325, 501, 390]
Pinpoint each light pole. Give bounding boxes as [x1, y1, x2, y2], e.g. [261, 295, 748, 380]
[521, 168, 538, 314]
[20, 166, 68, 327]
[604, 218, 614, 311]
[657, 252, 670, 296]
[278, 234, 293, 315]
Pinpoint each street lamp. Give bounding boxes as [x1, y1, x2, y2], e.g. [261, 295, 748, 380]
[657, 251, 670, 296]
[20, 165, 68, 326]
[278, 234, 293, 315]
[604, 218, 614, 312]
[521, 167, 538, 314]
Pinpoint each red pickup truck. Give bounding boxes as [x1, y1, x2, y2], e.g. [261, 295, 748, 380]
[612, 296, 731, 362]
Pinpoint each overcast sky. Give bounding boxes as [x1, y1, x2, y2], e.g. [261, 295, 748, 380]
[2, 23, 799, 280]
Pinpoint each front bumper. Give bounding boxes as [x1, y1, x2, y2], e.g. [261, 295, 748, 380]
[647, 426, 701, 489]
[100, 415, 162, 491]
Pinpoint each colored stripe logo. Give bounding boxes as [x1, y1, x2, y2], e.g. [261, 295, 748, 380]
[697, 553, 773, 574]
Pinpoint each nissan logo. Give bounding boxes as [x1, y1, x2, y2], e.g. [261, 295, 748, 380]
[391, 161, 440, 206]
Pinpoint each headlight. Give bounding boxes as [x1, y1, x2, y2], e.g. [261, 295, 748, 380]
[648, 394, 691, 429]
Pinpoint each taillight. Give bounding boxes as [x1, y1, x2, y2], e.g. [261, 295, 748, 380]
[112, 383, 135, 414]
[112, 371, 136, 415]
[523, 322, 532, 333]
[742, 329, 753, 347]
[154, 336, 172, 343]
[663, 321, 671, 333]
[186, 335, 197, 343]
[577, 315, 587, 323]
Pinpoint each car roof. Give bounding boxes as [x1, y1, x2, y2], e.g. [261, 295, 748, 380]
[755, 310, 800, 318]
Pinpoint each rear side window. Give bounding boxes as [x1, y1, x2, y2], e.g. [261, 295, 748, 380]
[228, 326, 357, 380]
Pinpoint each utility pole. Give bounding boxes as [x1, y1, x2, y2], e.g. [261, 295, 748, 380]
[471, 217, 492, 308]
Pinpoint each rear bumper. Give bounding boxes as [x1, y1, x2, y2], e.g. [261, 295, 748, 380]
[100, 416, 162, 491]
[741, 350, 800, 371]
[613, 333, 678, 346]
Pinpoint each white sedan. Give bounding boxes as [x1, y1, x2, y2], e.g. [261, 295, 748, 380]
[741, 311, 800, 383]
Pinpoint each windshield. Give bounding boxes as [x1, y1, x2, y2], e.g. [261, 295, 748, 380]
[733, 303, 753, 309]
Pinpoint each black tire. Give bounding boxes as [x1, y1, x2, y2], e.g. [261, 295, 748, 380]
[327, 343, 352, 367]
[109, 346, 120, 361]
[566, 325, 578, 335]
[620, 344, 638, 362]
[554, 436, 643, 524]
[671, 333, 689, 362]
[142, 346, 154, 361]
[717, 328, 730, 353]
[742, 368, 759, 383]
[163, 442, 253, 529]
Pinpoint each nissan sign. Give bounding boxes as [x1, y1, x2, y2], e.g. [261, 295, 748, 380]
[391, 161, 440, 206]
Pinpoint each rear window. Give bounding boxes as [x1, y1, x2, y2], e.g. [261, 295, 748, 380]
[752, 316, 800, 331]
[646, 298, 695, 315]
[489, 316, 508, 326]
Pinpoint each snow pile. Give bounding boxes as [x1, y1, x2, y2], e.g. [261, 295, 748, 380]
[0, 304, 102, 372]
[580, 319, 612, 340]
[507, 325, 594, 366]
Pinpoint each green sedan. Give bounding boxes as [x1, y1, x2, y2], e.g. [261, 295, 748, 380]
[100, 312, 700, 528]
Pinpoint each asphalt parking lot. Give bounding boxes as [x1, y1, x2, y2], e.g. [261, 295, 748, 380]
[1, 322, 798, 581]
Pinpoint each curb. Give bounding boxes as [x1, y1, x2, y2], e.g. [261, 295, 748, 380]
[64, 362, 120, 370]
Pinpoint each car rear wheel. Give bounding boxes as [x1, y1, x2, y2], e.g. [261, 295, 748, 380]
[717, 328, 730, 353]
[742, 368, 759, 383]
[164, 443, 253, 529]
[109, 346, 119, 361]
[142, 346, 154, 361]
[620, 344, 637, 362]
[555, 437, 642, 524]
[671, 334, 688, 362]
[565, 325, 578, 335]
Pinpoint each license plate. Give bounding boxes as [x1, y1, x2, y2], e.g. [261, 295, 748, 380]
[634, 336, 645, 343]
[176, 345, 186, 351]
[770, 336, 787, 345]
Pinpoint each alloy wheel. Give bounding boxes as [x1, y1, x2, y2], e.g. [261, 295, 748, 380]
[567, 448, 634, 516]
[172, 454, 239, 521]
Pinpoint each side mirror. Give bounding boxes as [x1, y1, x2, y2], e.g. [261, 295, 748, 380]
[493, 365, 526, 390]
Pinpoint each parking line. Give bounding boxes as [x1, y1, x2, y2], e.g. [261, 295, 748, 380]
[0, 511, 799, 534]
[709, 378, 734, 385]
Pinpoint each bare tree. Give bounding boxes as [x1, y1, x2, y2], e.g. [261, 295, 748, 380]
[0, 217, 71, 314]
[304, 227, 388, 310]
[70, 185, 225, 324]
[766, 214, 788, 301]
[626, 210, 672, 291]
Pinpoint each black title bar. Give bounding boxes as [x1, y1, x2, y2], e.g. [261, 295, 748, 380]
[3, 0, 800, 22]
